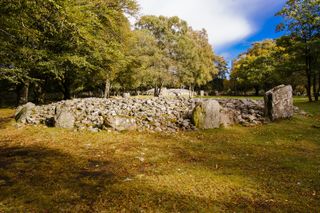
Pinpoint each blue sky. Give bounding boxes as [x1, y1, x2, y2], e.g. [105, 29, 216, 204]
[217, 7, 287, 62]
[136, 0, 287, 63]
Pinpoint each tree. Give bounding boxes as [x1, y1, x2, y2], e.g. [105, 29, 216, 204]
[203, 56, 228, 93]
[135, 16, 187, 96]
[231, 40, 280, 95]
[275, 36, 308, 91]
[176, 29, 217, 94]
[51, 0, 138, 99]
[276, 0, 320, 101]
[118, 30, 164, 92]
[0, 0, 67, 104]
[135, 16, 217, 96]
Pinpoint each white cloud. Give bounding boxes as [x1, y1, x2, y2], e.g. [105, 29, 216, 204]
[135, 0, 284, 49]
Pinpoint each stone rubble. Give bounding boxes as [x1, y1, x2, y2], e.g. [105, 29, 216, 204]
[15, 97, 268, 132]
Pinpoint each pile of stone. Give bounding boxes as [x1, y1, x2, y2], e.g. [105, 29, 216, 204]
[15, 85, 296, 132]
[15, 97, 266, 132]
[16, 97, 195, 132]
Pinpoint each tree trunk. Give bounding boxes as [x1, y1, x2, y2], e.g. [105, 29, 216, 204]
[63, 83, 71, 100]
[16, 81, 29, 105]
[254, 86, 260, 96]
[313, 72, 318, 101]
[154, 85, 158, 97]
[189, 85, 194, 98]
[305, 46, 313, 102]
[104, 79, 111, 98]
[154, 86, 161, 97]
[33, 82, 45, 104]
[317, 71, 320, 102]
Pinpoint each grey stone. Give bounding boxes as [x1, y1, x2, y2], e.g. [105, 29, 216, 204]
[264, 85, 294, 121]
[14, 96, 270, 132]
[220, 108, 238, 127]
[123, 93, 131, 98]
[104, 116, 137, 131]
[55, 108, 75, 129]
[192, 100, 221, 129]
[15, 102, 36, 123]
[144, 88, 193, 97]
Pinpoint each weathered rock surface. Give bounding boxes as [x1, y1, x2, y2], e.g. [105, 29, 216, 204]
[55, 107, 75, 129]
[104, 116, 137, 131]
[15, 102, 35, 123]
[192, 100, 221, 129]
[15, 97, 268, 132]
[264, 85, 294, 121]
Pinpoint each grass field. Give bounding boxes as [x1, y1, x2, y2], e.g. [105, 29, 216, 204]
[0, 98, 319, 212]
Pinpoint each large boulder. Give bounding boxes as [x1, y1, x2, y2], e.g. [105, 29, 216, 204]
[264, 85, 294, 121]
[15, 102, 36, 123]
[55, 107, 75, 129]
[220, 108, 239, 127]
[103, 116, 137, 131]
[192, 100, 221, 129]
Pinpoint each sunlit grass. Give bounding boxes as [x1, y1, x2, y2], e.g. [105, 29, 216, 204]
[0, 100, 319, 212]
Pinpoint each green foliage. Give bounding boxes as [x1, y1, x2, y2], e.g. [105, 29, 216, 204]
[229, 0, 320, 97]
[276, 0, 320, 101]
[0, 0, 223, 100]
[231, 39, 281, 93]
[129, 16, 217, 93]
[0, 0, 138, 100]
[176, 29, 217, 88]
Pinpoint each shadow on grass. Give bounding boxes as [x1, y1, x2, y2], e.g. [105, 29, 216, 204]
[0, 146, 120, 211]
[0, 145, 229, 212]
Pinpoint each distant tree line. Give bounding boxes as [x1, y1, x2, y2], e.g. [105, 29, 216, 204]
[0, 0, 227, 105]
[230, 0, 320, 101]
[1, 0, 319, 106]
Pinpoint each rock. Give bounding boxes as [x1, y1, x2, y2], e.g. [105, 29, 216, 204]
[144, 88, 192, 97]
[200, 90, 205, 97]
[55, 107, 75, 129]
[89, 127, 100, 133]
[264, 85, 294, 121]
[14, 96, 269, 132]
[220, 108, 238, 127]
[123, 93, 131, 98]
[192, 100, 221, 129]
[103, 116, 137, 131]
[15, 102, 36, 123]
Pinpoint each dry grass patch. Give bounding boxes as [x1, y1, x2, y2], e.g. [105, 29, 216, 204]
[0, 101, 319, 212]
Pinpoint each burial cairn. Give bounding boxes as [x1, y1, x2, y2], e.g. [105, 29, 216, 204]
[15, 85, 300, 132]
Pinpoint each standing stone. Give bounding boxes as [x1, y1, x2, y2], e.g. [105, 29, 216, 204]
[200, 90, 205, 97]
[55, 108, 75, 129]
[264, 85, 293, 121]
[15, 102, 35, 123]
[192, 100, 221, 129]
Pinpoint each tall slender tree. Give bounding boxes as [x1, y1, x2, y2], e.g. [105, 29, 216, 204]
[276, 0, 320, 101]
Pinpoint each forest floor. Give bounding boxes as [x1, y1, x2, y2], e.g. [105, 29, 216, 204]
[0, 97, 319, 212]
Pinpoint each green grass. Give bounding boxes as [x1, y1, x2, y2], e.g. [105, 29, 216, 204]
[0, 100, 319, 212]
